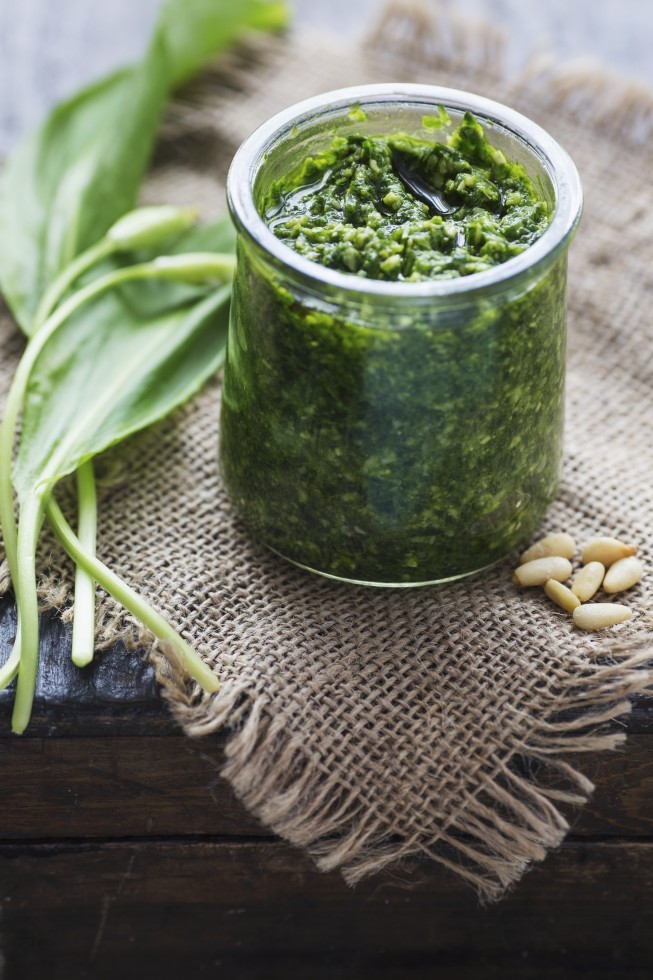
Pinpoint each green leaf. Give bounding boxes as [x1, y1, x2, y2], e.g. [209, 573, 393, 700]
[171, 217, 237, 255]
[160, 0, 289, 88]
[5, 220, 235, 732]
[0, 0, 288, 334]
[0, 44, 168, 335]
[12, 219, 235, 500]
[13, 282, 230, 502]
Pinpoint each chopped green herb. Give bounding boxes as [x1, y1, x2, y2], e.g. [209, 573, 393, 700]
[421, 105, 451, 130]
[347, 104, 368, 123]
[266, 112, 549, 281]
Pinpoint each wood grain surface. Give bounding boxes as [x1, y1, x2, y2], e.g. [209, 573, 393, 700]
[2, 733, 653, 842]
[2, 840, 653, 980]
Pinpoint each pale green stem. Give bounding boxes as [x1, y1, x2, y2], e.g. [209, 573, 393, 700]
[46, 498, 220, 695]
[31, 238, 116, 334]
[71, 461, 98, 667]
[29, 227, 204, 672]
[11, 494, 44, 733]
[32, 243, 115, 671]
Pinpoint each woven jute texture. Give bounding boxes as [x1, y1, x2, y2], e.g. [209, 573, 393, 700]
[2, 1, 653, 900]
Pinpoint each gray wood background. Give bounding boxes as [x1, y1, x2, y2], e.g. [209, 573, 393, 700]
[0, 0, 651, 153]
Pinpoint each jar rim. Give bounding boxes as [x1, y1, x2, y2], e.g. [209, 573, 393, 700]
[226, 83, 583, 301]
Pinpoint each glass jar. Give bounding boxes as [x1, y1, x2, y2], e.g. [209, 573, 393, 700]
[220, 84, 583, 586]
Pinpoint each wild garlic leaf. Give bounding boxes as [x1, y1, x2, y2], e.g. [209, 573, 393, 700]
[0, 42, 168, 335]
[12, 213, 235, 501]
[160, 0, 289, 88]
[13, 283, 230, 503]
[0, 0, 288, 334]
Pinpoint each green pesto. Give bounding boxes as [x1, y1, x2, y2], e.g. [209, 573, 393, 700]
[264, 112, 550, 282]
[220, 112, 566, 585]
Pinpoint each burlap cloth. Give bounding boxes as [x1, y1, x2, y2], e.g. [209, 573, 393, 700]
[2, 2, 653, 900]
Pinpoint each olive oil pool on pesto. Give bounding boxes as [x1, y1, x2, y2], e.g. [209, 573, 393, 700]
[220, 107, 568, 585]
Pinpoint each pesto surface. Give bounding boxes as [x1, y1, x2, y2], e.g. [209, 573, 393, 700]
[265, 112, 550, 282]
[220, 111, 566, 585]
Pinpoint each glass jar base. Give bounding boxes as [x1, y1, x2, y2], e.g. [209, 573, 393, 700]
[268, 545, 505, 588]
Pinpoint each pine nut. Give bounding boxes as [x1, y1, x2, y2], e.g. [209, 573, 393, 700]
[603, 556, 644, 594]
[573, 603, 632, 630]
[512, 556, 573, 587]
[544, 579, 581, 612]
[520, 532, 576, 564]
[581, 536, 638, 567]
[571, 561, 605, 602]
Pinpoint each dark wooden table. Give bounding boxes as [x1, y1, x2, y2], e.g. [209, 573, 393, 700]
[2, 592, 653, 979]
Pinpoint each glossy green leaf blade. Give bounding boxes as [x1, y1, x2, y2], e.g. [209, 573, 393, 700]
[0, 42, 168, 335]
[160, 0, 289, 88]
[13, 283, 230, 502]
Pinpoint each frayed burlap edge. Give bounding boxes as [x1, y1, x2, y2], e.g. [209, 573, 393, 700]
[151, 640, 653, 901]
